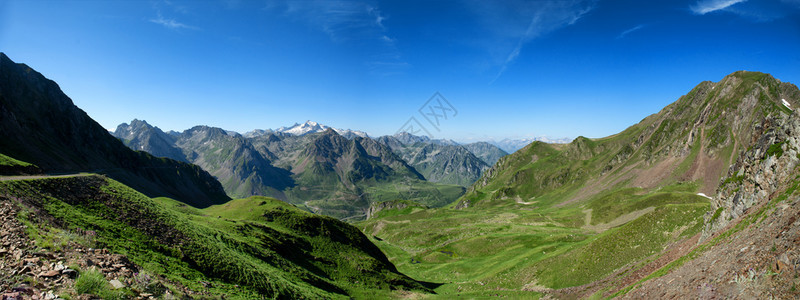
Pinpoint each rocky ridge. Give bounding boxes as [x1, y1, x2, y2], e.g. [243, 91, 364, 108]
[703, 113, 800, 238]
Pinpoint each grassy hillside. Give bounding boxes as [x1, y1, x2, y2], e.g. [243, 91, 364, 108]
[357, 71, 800, 297]
[0, 152, 42, 175]
[460, 71, 798, 210]
[0, 175, 430, 298]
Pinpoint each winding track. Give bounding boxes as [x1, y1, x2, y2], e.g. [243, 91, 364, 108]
[0, 173, 89, 181]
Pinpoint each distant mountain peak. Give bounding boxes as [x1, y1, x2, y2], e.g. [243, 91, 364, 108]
[246, 121, 369, 139]
[490, 136, 574, 153]
[322, 127, 338, 135]
[130, 118, 148, 125]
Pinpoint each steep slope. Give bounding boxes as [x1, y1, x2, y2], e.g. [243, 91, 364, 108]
[620, 104, 800, 299]
[397, 142, 489, 187]
[462, 141, 508, 165]
[0, 175, 430, 298]
[174, 126, 294, 199]
[0, 53, 228, 207]
[358, 71, 800, 298]
[376, 133, 492, 187]
[113, 119, 187, 162]
[460, 71, 797, 209]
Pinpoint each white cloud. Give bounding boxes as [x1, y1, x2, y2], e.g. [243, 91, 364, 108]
[149, 1, 198, 31]
[616, 24, 645, 39]
[690, 0, 747, 15]
[150, 14, 196, 30]
[691, 0, 800, 21]
[380, 35, 396, 44]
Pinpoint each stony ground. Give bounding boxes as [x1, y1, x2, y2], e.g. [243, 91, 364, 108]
[0, 198, 194, 300]
[623, 195, 800, 299]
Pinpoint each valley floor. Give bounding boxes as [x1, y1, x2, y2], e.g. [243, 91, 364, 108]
[358, 183, 713, 298]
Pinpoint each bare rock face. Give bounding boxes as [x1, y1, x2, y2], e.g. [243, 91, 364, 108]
[703, 112, 800, 240]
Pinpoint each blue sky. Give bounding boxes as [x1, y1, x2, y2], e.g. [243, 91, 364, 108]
[1, 0, 799, 141]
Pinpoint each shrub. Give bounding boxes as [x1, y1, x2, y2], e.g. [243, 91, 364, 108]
[75, 268, 107, 295]
[75, 268, 127, 300]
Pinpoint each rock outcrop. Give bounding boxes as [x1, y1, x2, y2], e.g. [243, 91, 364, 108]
[704, 112, 800, 239]
[366, 200, 426, 220]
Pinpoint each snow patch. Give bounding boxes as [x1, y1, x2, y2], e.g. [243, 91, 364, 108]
[272, 121, 370, 137]
[782, 99, 793, 111]
[697, 193, 712, 200]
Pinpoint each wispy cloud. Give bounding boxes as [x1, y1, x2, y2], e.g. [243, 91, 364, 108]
[270, 0, 407, 75]
[478, 0, 596, 84]
[149, 0, 198, 31]
[690, 0, 747, 15]
[277, 0, 390, 42]
[616, 24, 645, 39]
[149, 12, 197, 30]
[691, 0, 799, 21]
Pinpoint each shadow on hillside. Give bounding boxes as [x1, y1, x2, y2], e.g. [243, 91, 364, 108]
[418, 280, 444, 291]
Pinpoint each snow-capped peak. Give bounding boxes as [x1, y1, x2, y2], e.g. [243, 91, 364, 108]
[280, 120, 329, 136]
[256, 121, 370, 138]
[333, 128, 370, 138]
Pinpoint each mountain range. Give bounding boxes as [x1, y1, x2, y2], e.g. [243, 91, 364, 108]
[3, 51, 799, 298]
[112, 120, 507, 218]
[374, 133, 504, 187]
[0, 52, 429, 299]
[244, 120, 370, 139]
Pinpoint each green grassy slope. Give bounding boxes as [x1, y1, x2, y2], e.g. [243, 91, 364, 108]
[0, 152, 42, 175]
[0, 175, 430, 298]
[359, 182, 709, 297]
[357, 71, 800, 297]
